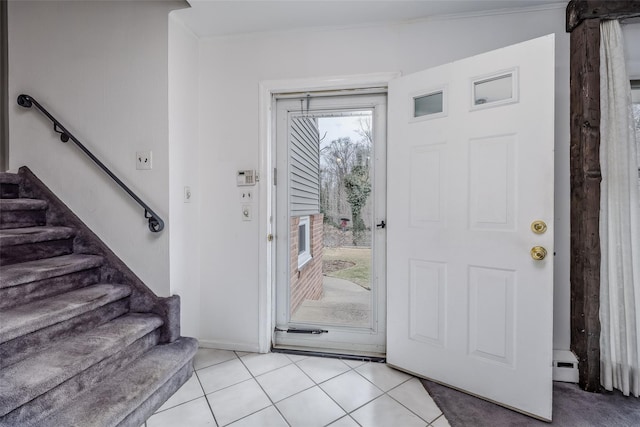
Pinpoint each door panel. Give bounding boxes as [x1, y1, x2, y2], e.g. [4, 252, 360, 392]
[387, 35, 555, 420]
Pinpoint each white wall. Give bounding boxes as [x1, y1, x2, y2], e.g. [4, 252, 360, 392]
[7, 1, 639, 356]
[8, 1, 185, 296]
[168, 14, 201, 337]
[184, 5, 573, 351]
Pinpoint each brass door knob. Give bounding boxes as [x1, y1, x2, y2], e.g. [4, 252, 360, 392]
[531, 220, 547, 234]
[531, 246, 547, 260]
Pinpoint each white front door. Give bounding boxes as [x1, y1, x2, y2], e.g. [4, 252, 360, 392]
[386, 35, 555, 420]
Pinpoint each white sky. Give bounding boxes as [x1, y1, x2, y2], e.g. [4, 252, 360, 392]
[317, 112, 371, 150]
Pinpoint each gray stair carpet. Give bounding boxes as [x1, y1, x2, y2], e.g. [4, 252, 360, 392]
[42, 337, 199, 427]
[0, 253, 104, 289]
[0, 199, 47, 229]
[0, 314, 162, 417]
[0, 198, 48, 211]
[0, 226, 76, 266]
[0, 225, 75, 246]
[0, 284, 132, 344]
[0, 168, 196, 426]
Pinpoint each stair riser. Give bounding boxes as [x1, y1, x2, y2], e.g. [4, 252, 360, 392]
[0, 210, 46, 229]
[0, 299, 130, 369]
[0, 183, 19, 199]
[0, 239, 74, 266]
[0, 166, 191, 427]
[38, 338, 198, 427]
[0, 268, 100, 310]
[0, 329, 161, 427]
[117, 363, 193, 427]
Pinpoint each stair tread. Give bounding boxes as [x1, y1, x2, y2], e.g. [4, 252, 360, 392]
[0, 313, 164, 417]
[0, 283, 131, 344]
[0, 173, 20, 185]
[0, 254, 103, 289]
[0, 226, 75, 246]
[0, 198, 47, 211]
[42, 337, 198, 427]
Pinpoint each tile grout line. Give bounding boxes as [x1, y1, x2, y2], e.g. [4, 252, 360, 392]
[332, 362, 441, 425]
[291, 357, 398, 427]
[231, 351, 293, 427]
[247, 355, 427, 426]
[246, 354, 358, 426]
[152, 367, 210, 415]
[345, 367, 415, 425]
[432, 413, 448, 425]
[159, 349, 448, 427]
[315, 363, 378, 425]
[288, 356, 363, 427]
[383, 377, 441, 425]
[195, 365, 221, 426]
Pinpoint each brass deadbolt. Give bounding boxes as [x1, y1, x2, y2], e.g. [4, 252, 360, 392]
[531, 220, 547, 234]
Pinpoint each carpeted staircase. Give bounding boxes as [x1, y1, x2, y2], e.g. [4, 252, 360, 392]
[0, 166, 197, 427]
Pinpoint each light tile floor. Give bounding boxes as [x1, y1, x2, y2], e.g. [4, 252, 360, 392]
[144, 348, 450, 427]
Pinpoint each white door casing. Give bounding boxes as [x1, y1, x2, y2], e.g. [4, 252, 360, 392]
[386, 35, 555, 420]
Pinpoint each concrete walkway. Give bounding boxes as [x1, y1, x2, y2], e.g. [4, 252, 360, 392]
[291, 276, 371, 328]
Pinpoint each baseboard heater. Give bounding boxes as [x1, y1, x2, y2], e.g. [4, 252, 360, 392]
[553, 350, 579, 383]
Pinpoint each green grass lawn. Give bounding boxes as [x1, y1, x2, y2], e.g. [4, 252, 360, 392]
[323, 247, 371, 289]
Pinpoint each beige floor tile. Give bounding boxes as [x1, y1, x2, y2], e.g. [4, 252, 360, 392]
[240, 352, 292, 376]
[256, 363, 315, 402]
[197, 358, 251, 394]
[147, 397, 215, 427]
[156, 374, 204, 412]
[350, 395, 426, 427]
[194, 348, 237, 370]
[276, 386, 346, 427]
[327, 415, 361, 426]
[355, 362, 411, 391]
[227, 406, 288, 427]
[206, 379, 271, 426]
[296, 356, 350, 383]
[431, 414, 451, 427]
[320, 370, 383, 412]
[388, 378, 442, 423]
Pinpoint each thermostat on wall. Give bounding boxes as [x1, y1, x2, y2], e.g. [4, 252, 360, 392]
[237, 170, 257, 186]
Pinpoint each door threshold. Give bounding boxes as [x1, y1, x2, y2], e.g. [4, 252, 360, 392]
[271, 345, 386, 363]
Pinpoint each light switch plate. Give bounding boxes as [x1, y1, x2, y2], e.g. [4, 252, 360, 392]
[136, 151, 152, 170]
[239, 190, 253, 202]
[242, 204, 252, 221]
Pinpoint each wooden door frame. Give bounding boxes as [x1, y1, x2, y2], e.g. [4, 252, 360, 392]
[566, 0, 640, 392]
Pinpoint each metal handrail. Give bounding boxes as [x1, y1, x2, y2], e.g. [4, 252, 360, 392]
[17, 94, 164, 232]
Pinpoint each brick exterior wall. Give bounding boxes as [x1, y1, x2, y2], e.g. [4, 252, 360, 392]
[290, 213, 324, 316]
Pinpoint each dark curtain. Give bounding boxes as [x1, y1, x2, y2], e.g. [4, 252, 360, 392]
[1, 0, 8, 171]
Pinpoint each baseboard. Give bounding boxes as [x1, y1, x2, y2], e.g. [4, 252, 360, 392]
[553, 349, 579, 383]
[197, 339, 262, 354]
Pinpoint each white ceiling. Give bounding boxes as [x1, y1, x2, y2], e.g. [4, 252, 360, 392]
[178, 0, 566, 38]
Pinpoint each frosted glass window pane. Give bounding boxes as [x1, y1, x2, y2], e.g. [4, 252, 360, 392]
[474, 74, 513, 105]
[298, 223, 306, 255]
[414, 92, 443, 117]
[632, 83, 640, 103]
